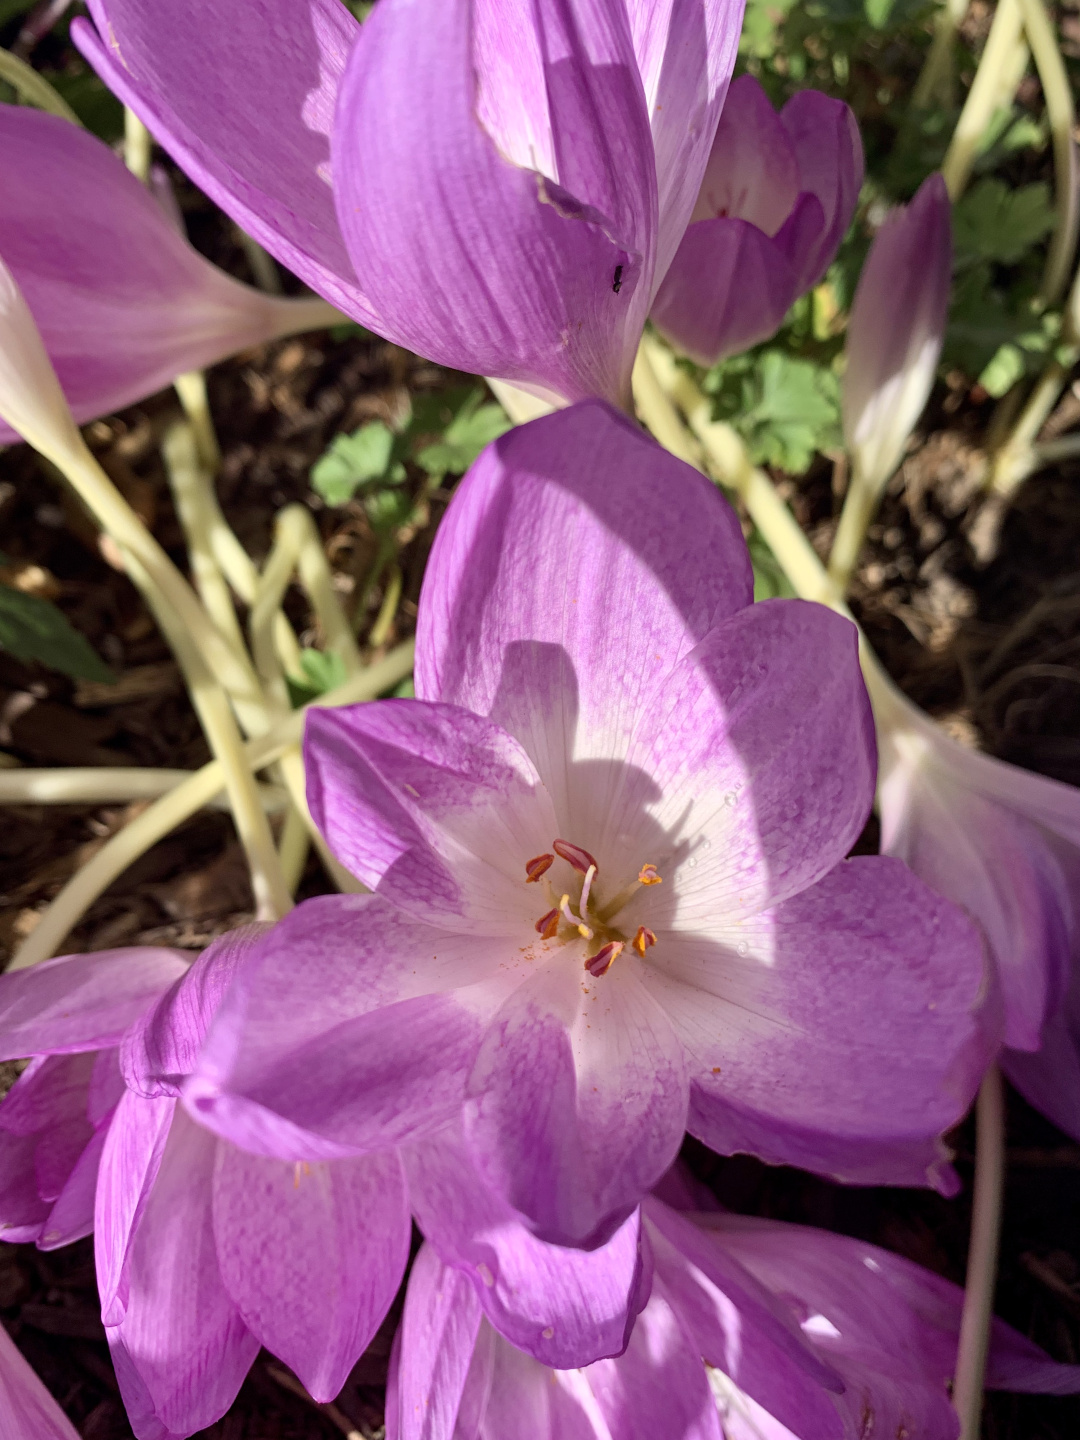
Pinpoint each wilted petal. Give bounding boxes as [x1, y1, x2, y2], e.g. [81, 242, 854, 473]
[333, 0, 657, 405]
[0, 1323, 81, 1440]
[73, 0, 371, 320]
[417, 401, 752, 832]
[0, 947, 190, 1061]
[649, 857, 991, 1188]
[213, 1144, 410, 1401]
[464, 957, 688, 1247]
[780, 88, 863, 290]
[0, 105, 337, 444]
[405, 1129, 650, 1366]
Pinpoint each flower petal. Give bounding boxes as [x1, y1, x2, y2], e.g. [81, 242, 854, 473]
[304, 699, 557, 930]
[405, 1129, 650, 1366]
[333, 0, 656, 405]
[464, 957, 688, 1247]
[416, 401, 752, 832]
[213, 1144, 411, 1401]
[650, 856, 992, 1187]
[780, 89, 863, 290]
[690, 74, 799, 233]
[38, 1120, 110, 1251]
[391, 1244, 483, 1440]
[186, 896, 500, 1161]
[0, 1322, 81, 1440]
[0, 1128, 49, 1243]
[73, 1, 370, 321]
[0, 948, 190, 1060]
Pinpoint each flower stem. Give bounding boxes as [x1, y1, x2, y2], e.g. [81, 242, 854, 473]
[912, 0, 970, 111]
[173, 370, 221, 475]
[827, 461, 881, 593]
[953, 1066, 1006, 1440]
[0, 47, 81, 124]
[0, 766, 286, 808]
[941, 0, 1027, 201]
[123, 106, 152, 182]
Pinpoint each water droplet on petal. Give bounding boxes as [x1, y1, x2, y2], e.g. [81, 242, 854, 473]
[736, 941, 749, 957]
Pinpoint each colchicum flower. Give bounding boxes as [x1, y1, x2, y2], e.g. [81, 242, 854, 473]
[387, 1193, 1080, 1440]
[650, 74, 863, 366]
[74, 0, 743, 409]
[0, 937, 410, 1440]
[0, 104, 337, 444]
[186, 401, 991, 1256]
[869, 660, 1080, 1137]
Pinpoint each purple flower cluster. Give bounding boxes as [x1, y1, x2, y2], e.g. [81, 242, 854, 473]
[1, 1, 1080, 1437]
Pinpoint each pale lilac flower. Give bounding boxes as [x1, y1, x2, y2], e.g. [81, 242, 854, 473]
[74, 0, 743, 409]
[187, 401, 992, 1253]
[0, 1321, 82, 1440]
[0, 936, 410, 1440]
[871, 662, 1080, 1137]
[651, 75, 863, 365]
[387, 1194, 1080, 1440]
[0, 104, 337, 445]
[841, 173, 952, 496]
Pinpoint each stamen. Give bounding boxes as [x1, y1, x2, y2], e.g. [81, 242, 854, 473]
[585, 940, 624, 978]
[579, 863, 597, 914]
[553, 839, 598, 875]
[632, 926, 657, 957]
[559, 893, 593, 940]
[638, 864, 662, 885]
[525, 853, 555, 883]
[535, 908, 559, 939]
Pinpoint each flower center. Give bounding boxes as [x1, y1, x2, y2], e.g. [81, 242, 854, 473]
[524, 840, 660, 977]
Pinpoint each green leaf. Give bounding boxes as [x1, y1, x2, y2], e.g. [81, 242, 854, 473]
[311, 421, 404, 505]
[709, 350, 840, 475]
[0, 586, 114, 683]
[864, 0, 897, 28]
[286, 647, 350, 706]
[364, 487, 417, 535]
[415, 391, 512, 481]
[953, 179, 1055, 266]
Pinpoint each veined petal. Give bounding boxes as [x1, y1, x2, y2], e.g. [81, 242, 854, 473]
[464, 956, 688, 1247]
[38, 1119, 111, 1251]
[305, 700, 557, 930]
[0, 1128, 49, 1243]
[416, 401, 752, 840]
[649, 857, 992, 1188]
[0, 1323, 81, 1440]
[73, 0, 372, 322]
[689, 74, 799, 234]
[213, 1144, 410, 1401]
[0, 947, 190, 1061]
[405, 1129, 650, 1367]
[333, 0, 656, 405]
[779, 89, 863, 291]
[390, 1246, 483, 1440]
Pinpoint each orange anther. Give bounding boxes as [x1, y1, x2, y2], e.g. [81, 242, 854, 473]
[584, 940, 624, 978]
[535, 908, 560, 940]
[525, 853, 555, 883]
[553, 839, 598, 875]
[638, 864, 662, 885]
[632, 926, 657, 957]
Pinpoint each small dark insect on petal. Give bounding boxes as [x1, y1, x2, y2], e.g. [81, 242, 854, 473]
[612, 264, 623, 294]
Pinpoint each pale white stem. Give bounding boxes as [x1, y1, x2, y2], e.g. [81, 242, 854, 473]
[235, 226, 283, 294]
[827, 460, 882, 593]
[0, 766, 286, 809]
[631, 344, 705, 467]
[173, 370, 221, 476]
[942, 0, 1026, 200]
[123, 106, 152, 182]
[912, 0, 971, 110]
[285, 505, 363, 674]
[277, 801, 310, 896]
[990, 357, 1072, 493]
[368, 563, 403, 650]
[0, 48, 81, 123]
[275, 745, 363, 894]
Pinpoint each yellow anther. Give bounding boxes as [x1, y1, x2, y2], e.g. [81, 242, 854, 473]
[638, 864, 662, 885]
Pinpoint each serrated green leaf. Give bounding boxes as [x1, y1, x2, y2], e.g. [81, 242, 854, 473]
[311, 421, 404, 505]
[953, 179, 1055, 265]
[415, 392, 512, 481]
[735, 351, 841, 474]
[0, 586, 114, 683]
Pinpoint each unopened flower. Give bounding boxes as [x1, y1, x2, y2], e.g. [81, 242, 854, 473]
[0, 1321, 82, 1440]
[841, 172, 952, 497]
[74, 0, 742, 409]
[188, 401, 991, 1253]
[0, 935, 410, 1440]
[0, 104, 337, 445]
[651, 75, 863, 365]
[387, 1194, 1080, 1440]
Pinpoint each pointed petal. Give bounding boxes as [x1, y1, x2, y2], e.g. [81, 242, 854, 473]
[405, 1130, 650, 1366]
[333, 0, 656, 405]
[416, 401, 752, 837]
[0, 1323, 81, 1440]
[393, 1245, 483, 1440]
[0, 948, 189, 1060]
[304, 699, 557, 929]
[464, 958, 688, 1247]
[213, 1144, 410, 1400]
[780, 89, 863, 290]
[73, 1, 371, 321]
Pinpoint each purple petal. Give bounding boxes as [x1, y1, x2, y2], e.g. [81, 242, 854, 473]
[405, 1129, 650, 1366]
[0, 105, 336, 445]
[38, 1119, 110, 1251]
[72, 1, 372, 321]
[304, 700, 557, 929]
[653, 856, 991, 1188]
[780, 89, 864, 290]
[212, 1143, 410, 1401]
[0, 1322, 81, 1440]
[0, 1053, 97, 1240]
[333, 0, 656, 405]
[469, 1328, 606, 1439]
[0, 948, 190, 1060]
[464, 957, 688, 1247]
[690, 74, 800, 233]
[185, 896, 496, 1161]
[416, 402, 752, 825]
[392, 1244, 482, 1440]
[0, 1129, 49, 1243]
[104, 1109, 259, 1439]
[1003, 959, 1080, 1142]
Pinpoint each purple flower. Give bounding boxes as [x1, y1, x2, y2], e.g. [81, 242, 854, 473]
[74, 0, 743, 408]
[872, 666, 1080, 1138]
[387, 1193, 1080, 1440]
[187, 401, 992, 1254]
[0, 936, 410, 1440]
[0, 1321, 82, 1440]
[0, 104, 336, 445]
[651, 75, 863, 366]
